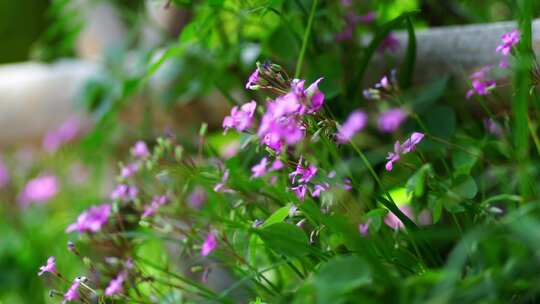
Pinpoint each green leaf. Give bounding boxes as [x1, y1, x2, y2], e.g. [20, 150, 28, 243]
[398, 16, 416, 89]
[256, 223, 311, 259]
[423, 105, 456, 139]
[452, 149, 480, 176]
[428, 194, 443, 223]
[313, 255, 371, 304]
[364, 208, 388, 230]
[410, 77, 448, 113]
[406, 164, 433, 197]
[261, 204, 291, 228]
[452, 175, 477, 200]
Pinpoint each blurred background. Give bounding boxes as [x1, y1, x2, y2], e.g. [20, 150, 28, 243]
[0, 0, 521, 302]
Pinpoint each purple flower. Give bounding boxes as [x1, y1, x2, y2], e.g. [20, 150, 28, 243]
[336, 110, 367, 143]
[484, 118, 503, 137]
[289, 78, 325, 114]
[245, 68, 259, 90]
[214, 169, 234, 193]
[110, 184, 138, 201]
[38, 257, 56, 276]
[291, 184, 308, 201]
[271, 159, 284, 171]
[188, 187, 207, 208]
[311, 183, 329, 198]
[385, 132, 424, 171]
[66, 204, 111, 233]
[466, 66, 496, 98]
[121, 163, 139, 178]
[223, 101, 257, 133]
[63, 279, 80, 303]
[496, 29, 520, 56]
[385, 141, 401, 171]
[251, 157, 268, 178]
[105, 271, 126, 296]
[305, 78, 325, 113]
[131, 141, 150, 159]
[375, 76, 391, 90]
[289, 158, 317, 184]
[201, 232, 218, 256]
[377, 108, 407, 133]
[401, 132, 424, 153]
[358, 11, 376, 24]
[258, 114, 304, 152]
[343, 178, 353, 190]
[0, 155, 9, 188]
[378, 33, 400, 54]
[43, 117, 81, 153]
[358, 219, 372, 237]
[384, 206, 431, 230]
[142, 195, 169, 218]
[18, 175, 59, 206]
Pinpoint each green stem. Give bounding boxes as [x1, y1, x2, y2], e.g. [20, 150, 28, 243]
[294, 0, 318, 78]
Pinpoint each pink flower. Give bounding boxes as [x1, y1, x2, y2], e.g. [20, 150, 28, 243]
[401, 132, 424, 153]
[214, 169, 234, 193]
[201, 232, 218, 256]
[291, 184, 308, 201]
[336, 110, 367, 143]
[0, 155, 9, 188]
[142, 195, 169, 218]
[258, 114, 304, 152]
[43, 117, 81, 153]
[38, 256, 56, 276]
[131, 141, 150, 159]
[484, 118, 503, 137]
[188, 187, 207, 208]
[466, 66, 496, 98]
[385, 141, 401, 171]
[377, 108, 407, 133]
[105, 271, 127, 296]
[378, 33, 400, 54]
[66, 204, 111, 233]
[110, 184, 138, 201]
[304, 78, 325, 113]
[271, 159, 284, 171]
[343, 178, 353, 190]
[121, 163, 139, 178]
[245, 68, 259, 90]
[496, 29, 520, 56]
[63, 279, 80, 303]
[358, 219, 372, 237]
[311, 183, 329, 198]
[251, 157, 268, 178]
[385, 132, 424, 171]
[358, 11, 376, 24]
[18, 175, 59, 206]
[223, 101, 257, 133]
[384, 206, 431, 230]
[289, 158, 317, 184]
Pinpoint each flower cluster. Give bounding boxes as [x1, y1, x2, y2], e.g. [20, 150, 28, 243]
[142, 195, 169, 218]
[289, 157, 327, 200]
[66, 204, 112, 233]
[385, 132, 425, 171]
[466, 65, 496, 98]
[496, 29, 520, 68]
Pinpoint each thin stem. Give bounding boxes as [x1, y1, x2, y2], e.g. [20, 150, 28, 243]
[294, 0, 318, 78]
